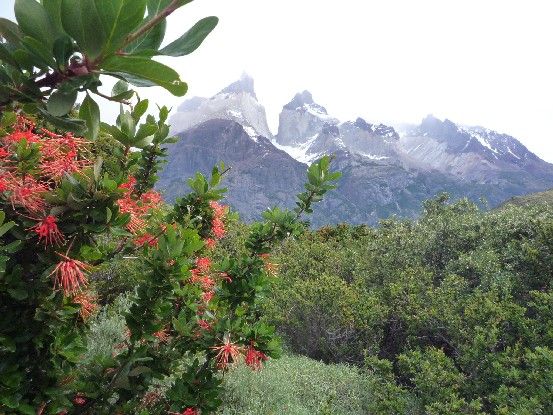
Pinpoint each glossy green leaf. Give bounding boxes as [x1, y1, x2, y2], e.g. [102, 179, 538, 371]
[79, 93, 100, 140]
[38, 107, 87, 134]
[95, 0, 147, 54]
[14, 0, 56, 47]
[60, 0, 104, 59]
[0, 43, 20, 70]
[52, 35, 73, 68]
[132, 99, 149, 121]
[21, 36, 56, 68]
[47, 87, 78, 116]
[42, 0, 64, 35]
[0, 18, 22, 46]
[159, 16, 218, 57]
[101, 56, 188, 96]
[125, 0, 166, 53]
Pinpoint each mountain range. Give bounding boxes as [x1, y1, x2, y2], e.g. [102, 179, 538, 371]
[157, 74, 553, 226]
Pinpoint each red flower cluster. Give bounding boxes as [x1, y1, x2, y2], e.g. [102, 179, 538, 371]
[245, 341, 268, 370]
[211, 334, 242, 370]
[1, 117, 91, 250]
[72, 393, 87, 406]
[50, 254, 91, 296]
[190, 257, 216, 305]
[117, 176, 162, 235]
[72, 292, 98, 320]
[153, 327, 170, 343]
[206, 201, 228, 249]
[31, 215, 65, 246]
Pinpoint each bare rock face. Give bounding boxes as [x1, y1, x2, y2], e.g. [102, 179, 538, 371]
[159, 77, 553, 226]
[276, 91, 339, 146]
[169, 73, 273, 140]
[157, 119, 306, 221]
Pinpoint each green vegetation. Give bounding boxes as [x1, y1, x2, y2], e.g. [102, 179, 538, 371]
[261, 194, 553, 414]
[501, 188, 553, 208]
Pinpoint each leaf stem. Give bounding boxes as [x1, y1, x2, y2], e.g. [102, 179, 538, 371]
[122, 0, 181, 48]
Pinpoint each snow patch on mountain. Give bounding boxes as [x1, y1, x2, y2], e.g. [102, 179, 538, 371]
[272, 134, 319, 165]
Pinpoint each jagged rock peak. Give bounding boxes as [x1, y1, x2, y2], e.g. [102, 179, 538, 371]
[354, 117, 372, 131]
[418, 114, 458, 136]
[284, 90, 314, 109]
[219, 73, 257, 99]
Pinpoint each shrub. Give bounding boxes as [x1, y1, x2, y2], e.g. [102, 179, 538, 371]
[266, 196, 553, 414]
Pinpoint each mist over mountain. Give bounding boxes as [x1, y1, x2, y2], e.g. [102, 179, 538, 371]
[157, 75, 553, 226]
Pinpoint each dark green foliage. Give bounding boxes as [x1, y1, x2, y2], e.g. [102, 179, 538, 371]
[266, 195, 553, 413]
[1, 0, 219, 137]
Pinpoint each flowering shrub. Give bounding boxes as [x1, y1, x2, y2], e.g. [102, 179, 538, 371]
[0, 1, 341, 414]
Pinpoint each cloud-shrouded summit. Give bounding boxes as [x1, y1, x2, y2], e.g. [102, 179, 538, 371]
[156, 75, 553, 226]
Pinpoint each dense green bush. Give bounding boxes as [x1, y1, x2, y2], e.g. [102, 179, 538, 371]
[266, 195, 553, 414]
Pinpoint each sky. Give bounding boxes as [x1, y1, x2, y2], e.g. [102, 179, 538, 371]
[1, 0, 553, 161]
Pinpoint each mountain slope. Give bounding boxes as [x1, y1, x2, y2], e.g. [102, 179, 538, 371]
[157, 119, 306, 221]
[158, 76, 553, 226]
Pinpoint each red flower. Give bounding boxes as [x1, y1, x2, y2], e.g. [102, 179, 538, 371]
[153, 327, 170, 343]
[205, 238, 217, 249]
[0, 174, 12, 192]
[211, 334, 242, 370]
[0, 147, 10, 158]
[209, 201, 227, 217]
[182, 408, 199, 415]
[119, 176, 137, 194]
[4, 129, 40, 144]
[200, 276, 215, 291]
[50, 254, 91, 296]
[198, 319, 212, 331]
[202, 290, 214, 303]
[40, 150, 88, 181]
[140, 190, 162, 206]
[211, 217, 225, 239]
[245, 341, 268, 370]
[9, 177, 47, 213]
[134, 233, 158, 248]
[72, 292, 98, 320]
[73, 393, 87, 406]
[195, 257, 211, 273]
[260, 253, 279, 277]
[32, 215, 65, 246]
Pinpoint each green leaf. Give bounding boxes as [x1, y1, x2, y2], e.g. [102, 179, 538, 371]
[42, 0, 64, 34]
[47, 87, 78, 116]
[7, 288, 28, 301]
[37, 108, 87, 134]
[112, 80, 129, 96]
[132, 99, 149, 121]
[80, 245, 103, 261]
[0, 43, 20, 70]
[79, 94, 100, 140]
[60, 0, 104, 59]
[94, 0, 147, 54]
[0, 220, 15, 237]
[158, 16, 218, 57]
[21, 36, 56, 68]
[101, 56, 188, 96]
[14, 0, 56, 47]
[0, 18, 22, 45]
[0, 112, 16, 128]
[125, 0, 167, 53]
[134, 123, 157, 141]
[52, 35, 73, 69]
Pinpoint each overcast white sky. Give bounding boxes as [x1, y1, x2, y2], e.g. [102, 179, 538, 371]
[1, 1, 553, 161]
